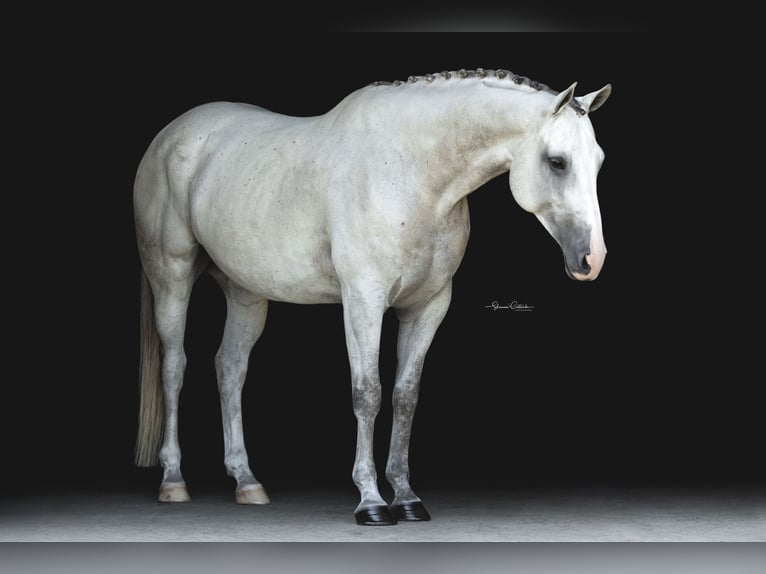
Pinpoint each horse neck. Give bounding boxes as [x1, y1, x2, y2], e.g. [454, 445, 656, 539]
[360, 80, 548, 210]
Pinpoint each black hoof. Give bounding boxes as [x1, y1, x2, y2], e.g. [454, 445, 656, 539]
[355, 504, 398, 526]
[391, 501, 431, 521]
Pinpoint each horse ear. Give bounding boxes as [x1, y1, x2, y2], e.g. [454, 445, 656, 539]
[578, 84, 612, 113]
[552, 82, 578, 116]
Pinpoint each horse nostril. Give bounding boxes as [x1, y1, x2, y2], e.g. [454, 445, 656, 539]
[581, 255, 591, 274]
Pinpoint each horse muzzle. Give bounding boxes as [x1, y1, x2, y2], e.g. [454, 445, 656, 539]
[565, 239, 606, 281]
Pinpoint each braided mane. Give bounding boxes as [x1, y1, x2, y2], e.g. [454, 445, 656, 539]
[370, 68, 586, 115]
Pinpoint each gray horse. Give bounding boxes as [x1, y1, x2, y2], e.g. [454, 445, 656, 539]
[133, 69, 611, 525]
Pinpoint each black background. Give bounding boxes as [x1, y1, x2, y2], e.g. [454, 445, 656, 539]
[5, 28, 761, 500]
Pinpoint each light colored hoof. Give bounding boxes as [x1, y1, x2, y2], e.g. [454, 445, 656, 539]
[236, 484, 270, 505]
[159, 482, 191, 502]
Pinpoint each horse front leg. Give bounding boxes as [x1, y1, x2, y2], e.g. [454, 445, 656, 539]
[387, 281, 453, 521]
[342, 288, 396, 525]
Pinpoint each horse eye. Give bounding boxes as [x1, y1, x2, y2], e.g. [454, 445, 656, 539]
[548, 156, 567, 171]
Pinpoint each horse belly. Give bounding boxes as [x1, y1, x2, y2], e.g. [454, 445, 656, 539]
[191, 180, 340, 304]
[216, 236, 341, 304]
[192, 190, 339, 303]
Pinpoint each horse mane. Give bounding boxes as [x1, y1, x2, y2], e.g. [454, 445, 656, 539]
[370, 69, 586, 115]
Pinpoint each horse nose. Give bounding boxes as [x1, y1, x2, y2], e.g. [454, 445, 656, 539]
[567, 253, 592, 280]
[571, 243, 606, 281]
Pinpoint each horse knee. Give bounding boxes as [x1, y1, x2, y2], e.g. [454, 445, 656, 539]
[352, 375, 382, 417]
[224, 449, 250, 473]
[392, 378, 419, 417]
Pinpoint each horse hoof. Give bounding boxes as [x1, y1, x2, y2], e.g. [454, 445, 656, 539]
[392, 501, 431, 521]
[355, 505, 398, 526]
[159, 482, 191, 502]
[236, 484, 271, 505]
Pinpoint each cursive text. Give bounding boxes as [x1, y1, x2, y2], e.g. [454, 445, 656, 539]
[485, 300, 535, 311]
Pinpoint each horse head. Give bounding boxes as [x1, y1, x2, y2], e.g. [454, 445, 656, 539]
[508, 82, 612, 280]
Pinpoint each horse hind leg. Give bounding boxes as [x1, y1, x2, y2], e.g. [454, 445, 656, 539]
[135, 146, 208, 502]
[150, 266, 198, 503]
[210, 270, 270, 504]
[386, 281, 453, 521]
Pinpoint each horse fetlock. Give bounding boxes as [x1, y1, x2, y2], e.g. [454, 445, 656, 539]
[226, 462, 257, 486]
[159, 451, 182, 471]
[386, 473, 416, 503]
[352, 465, 379, 490]
[385, 468, 410, 490]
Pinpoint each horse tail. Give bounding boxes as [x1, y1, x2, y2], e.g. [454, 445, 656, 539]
[135, 268, 164, 467]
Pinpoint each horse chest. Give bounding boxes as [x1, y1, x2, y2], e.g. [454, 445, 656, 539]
[388, 240, 464, 309]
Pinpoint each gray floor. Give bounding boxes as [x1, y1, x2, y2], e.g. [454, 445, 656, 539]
[2, 484, 765, 542]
